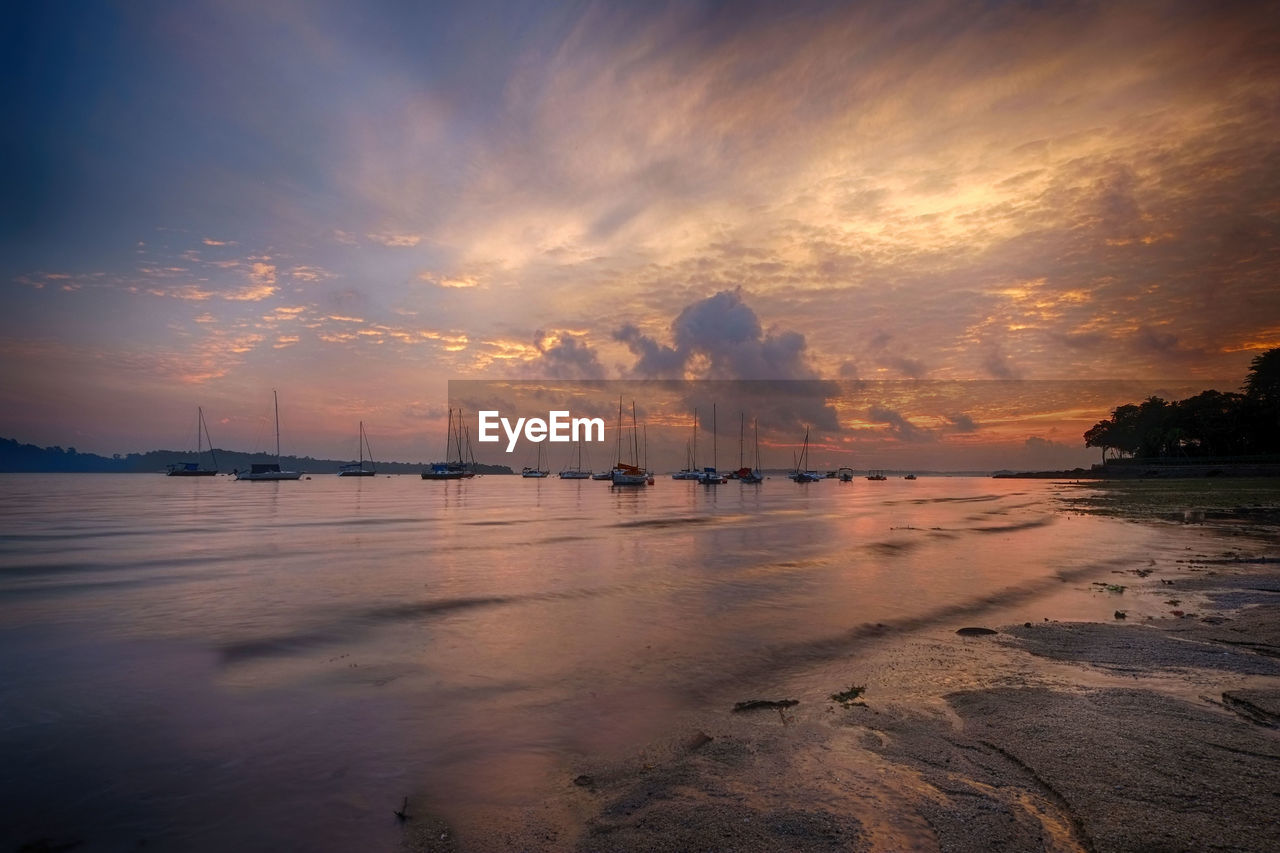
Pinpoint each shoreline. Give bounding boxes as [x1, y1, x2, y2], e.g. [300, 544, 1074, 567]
[403, 506, 1280, 852]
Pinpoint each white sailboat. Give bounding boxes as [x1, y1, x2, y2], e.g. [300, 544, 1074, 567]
[422, 408, 476, 479]
[671, 409, 700, 479]
[166, 406, 219, 476]
[558, 435, 592, 478]
[235, 391, 302, 481]
[611, 397, 648, 485]
[697, 404, 726, 484]
[522, 441, 550, 477]
[337, 421, 376, 476]
[789, 426, 822, 483]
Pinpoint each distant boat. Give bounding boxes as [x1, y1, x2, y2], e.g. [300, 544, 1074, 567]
[698, 404, 727, 485]
[422, 408, 476, 480]
[789, 427, 823, 482]
[235, 391, 301, 481]
[558, 436, 592, 479]
[167, 406, 218, 476]
[522, 441, 550, 478]
[611, 397, 648, 485]
[337, 421, 375, 477]
[837, 466, 854, 482]
[739, 416, 764, 483]
[866, 470, 887, 481]
[904, 473, 917, 480]
[672, 409, 700, 479]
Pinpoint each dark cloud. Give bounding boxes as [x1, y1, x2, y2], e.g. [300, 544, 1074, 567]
[982, 344, 1020, 380]
[617, 289, 819, 380]
[944, 413, 978, 433]
[867, 405, 929, 442]
[526, 330, 606, 379]
[614, 324, 684, 378]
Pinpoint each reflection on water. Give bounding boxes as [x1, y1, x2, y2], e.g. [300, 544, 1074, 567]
[0, 474, 1175, 849]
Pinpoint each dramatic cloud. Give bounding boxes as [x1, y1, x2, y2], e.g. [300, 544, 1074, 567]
[525, 331, 606, 379]
[617, 289, 818, 380]
[3, 1, 1276, 461]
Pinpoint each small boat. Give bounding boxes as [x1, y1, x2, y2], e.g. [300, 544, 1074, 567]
[337, 421, 376, 476]
[558, 433, 592, 479]
[837, 467, 854, 482]
[611, 397, 648, 485]
[789, 427, 823, 482]
[904, 473, 917, 480]
[167, 406, 218, 476]
[698, 404, 726, 485]
[866, 470, 887, 481]
[422, 408, 476, 480]
[235, 391, 302, 481]
[672, 410, 701, 479]
[522, 441, 550, 478]
[739, 417, 764, 483]
[591, 470, 613, 481]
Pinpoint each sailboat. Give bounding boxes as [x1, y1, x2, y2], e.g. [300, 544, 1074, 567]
[422, 408, 476, 479]
[671, 409, 700, 479]
[235, 391, 302, 481]
[697, 404, 726, 485]
[522, 441, 550, 477]
[788, 426, 823, 483]
[166, 406, 219, 476]
[558, 434, 592, 478]
[337, 421, 376, 476]
[611, 397, 648, 485]
[740, 417, 764, 483]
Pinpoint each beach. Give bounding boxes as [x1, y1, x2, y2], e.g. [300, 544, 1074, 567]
[402, 485, 1280, 852]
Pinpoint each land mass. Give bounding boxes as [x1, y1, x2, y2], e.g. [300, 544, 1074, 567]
[0, 437, 514, 475]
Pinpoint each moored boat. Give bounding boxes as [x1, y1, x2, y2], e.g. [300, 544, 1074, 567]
[166, 406, 219, 476]
[235, 391, 301, 481]
[337, 421, 376, 476]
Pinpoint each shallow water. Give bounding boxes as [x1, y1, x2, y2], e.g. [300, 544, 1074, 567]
[0, 473, 1198, 850]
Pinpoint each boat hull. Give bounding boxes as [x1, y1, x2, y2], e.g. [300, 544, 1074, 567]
[235, 471, 302, 481]
[166, 468, 217, 477]
[337, 469, 376, 477]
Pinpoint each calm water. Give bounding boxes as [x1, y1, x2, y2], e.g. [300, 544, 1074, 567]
[0, 473, 1178, 850]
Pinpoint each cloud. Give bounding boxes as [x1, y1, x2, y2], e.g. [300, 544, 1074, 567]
[525, 330, 606, 379]
[367, 232, 422, 247]
[616, 289, 818, 380]
[867, 405, 929, 442]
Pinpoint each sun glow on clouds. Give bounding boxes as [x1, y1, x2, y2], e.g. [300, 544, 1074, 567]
[4, 1, 1279, 459]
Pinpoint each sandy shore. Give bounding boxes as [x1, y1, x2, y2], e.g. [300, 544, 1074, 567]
[403, 514, 1280, 852]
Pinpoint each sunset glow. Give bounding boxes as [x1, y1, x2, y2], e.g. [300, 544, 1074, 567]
[5, 1, 1277, 466]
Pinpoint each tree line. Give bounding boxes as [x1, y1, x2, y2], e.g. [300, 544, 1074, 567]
[1084, 348, 1280, 461]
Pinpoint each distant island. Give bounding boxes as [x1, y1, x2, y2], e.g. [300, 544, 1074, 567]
[0, 437, 514, 476]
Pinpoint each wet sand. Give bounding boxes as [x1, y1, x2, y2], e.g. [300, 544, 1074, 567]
[403, 516, 1280, 852]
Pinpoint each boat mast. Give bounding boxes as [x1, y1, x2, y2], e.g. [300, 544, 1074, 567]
[273, 390, 281, 463]
[692, 408, 698, 471]
[754, 418, 760, 471]
[616, 395, 623, 466]
[711, 404, 718, 471]
[200, 406, 219, 471]
[631, 401, 639, 466]
[739, 411, 744, 470]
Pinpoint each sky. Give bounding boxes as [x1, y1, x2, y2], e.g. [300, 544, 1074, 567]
[3, 0, 1278, 468]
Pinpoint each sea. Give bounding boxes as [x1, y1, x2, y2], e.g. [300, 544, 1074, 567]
[0, 473, 1224, 850]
